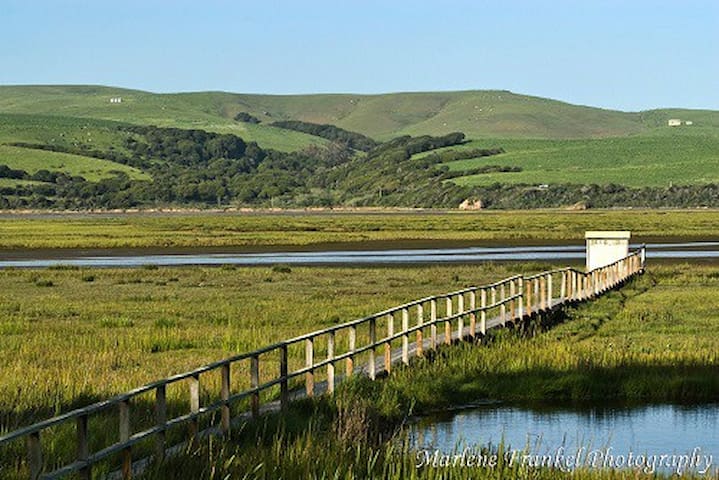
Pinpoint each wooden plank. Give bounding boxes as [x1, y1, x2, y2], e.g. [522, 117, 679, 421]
[327, 331, 336, 393]
[221, 363, 231, 434]
[509, 281, 516, 321]
[457, 294, 465, 340]
[430, 299, 437, 350]
[280, 345, 289, 409]
[469, 290, 477, 339]
[480, 289, 487, 335]
[416, 303, 424, 357]
[526, 279, 532, 315]
[251, 355, 260, 417]
[444, 297, 452, 345]
[401, 308, 409, 365]
[77, 414, 90, 480]
[547, 273, 553, 308]
[385, 313, 394, 373]
[368, 318, 377, 380]
[155, 385, 166, 461]
[500, 284, 506, 325]
[188, 375, 200, 446]
[305, 338, 314, 396]
[346, 326, 356, 377]
[27, 432, 42, 480]
[119, 400, 131, 480]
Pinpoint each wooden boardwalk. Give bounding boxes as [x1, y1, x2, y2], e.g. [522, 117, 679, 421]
[0, 247, 646, 479]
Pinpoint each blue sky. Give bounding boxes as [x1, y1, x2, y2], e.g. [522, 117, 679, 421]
[1, 0, 717, 111]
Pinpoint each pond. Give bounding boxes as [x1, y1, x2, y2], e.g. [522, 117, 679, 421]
[408, 402, 719, 476]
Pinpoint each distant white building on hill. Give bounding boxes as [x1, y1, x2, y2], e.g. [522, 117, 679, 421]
[110, 97, 123, 104]
[667, 118, 694, 127]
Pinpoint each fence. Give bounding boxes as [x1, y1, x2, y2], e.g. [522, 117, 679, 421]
[0, 247, 646, 479]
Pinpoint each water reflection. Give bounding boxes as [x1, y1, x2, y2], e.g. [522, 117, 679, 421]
[409, 403, 719, 474]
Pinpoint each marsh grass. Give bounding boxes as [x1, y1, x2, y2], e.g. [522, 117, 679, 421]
[1, 264, 718, 478]
[1, 210, 719, 249]
[135, 268, 719, 479]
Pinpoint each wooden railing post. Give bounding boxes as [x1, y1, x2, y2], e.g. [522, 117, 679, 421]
[509, 281, 516, 321]
[469, 290, 477, 338]
[480, 288, 487, 335]
[251, 355, 260, 416]
[539, 275, 546, 310]
[188, 374, 200, 447]
[547, 273, 553, 308]
[444, 297, 452, 344]
[305, 338, 314, 396]
[499, 284, 506, 325]
[385, 313, 394, 374]
[346, 325, 356, 377]
[534, 278, 540, 310]
[77, 414, 90, 480]
[221, 363, 231, 434]
[401, 308, 410, 365]
[416, 303, 424, 357]
[368, 318, 377, 380]
[327, 331, 335, 393]
[430, 299, 438, 349]
[518, 277, 524, 318]
[27, 431, 42, 480]
[280, 344, 289, 409]
[561, 271, 567, 301]
[457, 294, 465, 340]
[120, 400, 131, 480]
[155, 385, 167, 461]
[526, 279, 533, 315]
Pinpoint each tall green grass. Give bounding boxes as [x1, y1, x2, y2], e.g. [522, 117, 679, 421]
[1, 210, 718, 248]
[134, 267, 719, 479]
[2, 264, 719, 479]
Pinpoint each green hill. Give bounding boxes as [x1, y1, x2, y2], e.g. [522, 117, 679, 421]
[0, 86, 327, 152]
[2, 84, 719, 210]
[431, 130, 719, 188]
[3, 85, 719, 144]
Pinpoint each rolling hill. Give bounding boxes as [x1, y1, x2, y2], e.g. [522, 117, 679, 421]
[3, 85, 718, 144]
[1, 84, 719, 210]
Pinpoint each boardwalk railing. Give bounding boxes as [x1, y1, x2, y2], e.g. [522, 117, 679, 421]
[0, 247, 646, 479]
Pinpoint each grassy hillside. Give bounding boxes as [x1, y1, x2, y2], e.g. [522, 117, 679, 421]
[0, 86, 326, 152]
[0, 145, 148, 182]
[2, 85, 719, 209]
[425, 129, 719, 187]
[4, 85, 718, 143]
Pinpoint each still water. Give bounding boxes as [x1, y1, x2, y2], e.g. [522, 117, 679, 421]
[408, 403, 719, 475]
[1, 242, 718, 268]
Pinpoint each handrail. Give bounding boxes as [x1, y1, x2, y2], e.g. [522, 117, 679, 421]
[0, 246, 646, 479]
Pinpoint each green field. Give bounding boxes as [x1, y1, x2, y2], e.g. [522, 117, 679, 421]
[431, 131, 719, 187]
[0, 210, 717, 249]
[0, 144, 149, 182]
